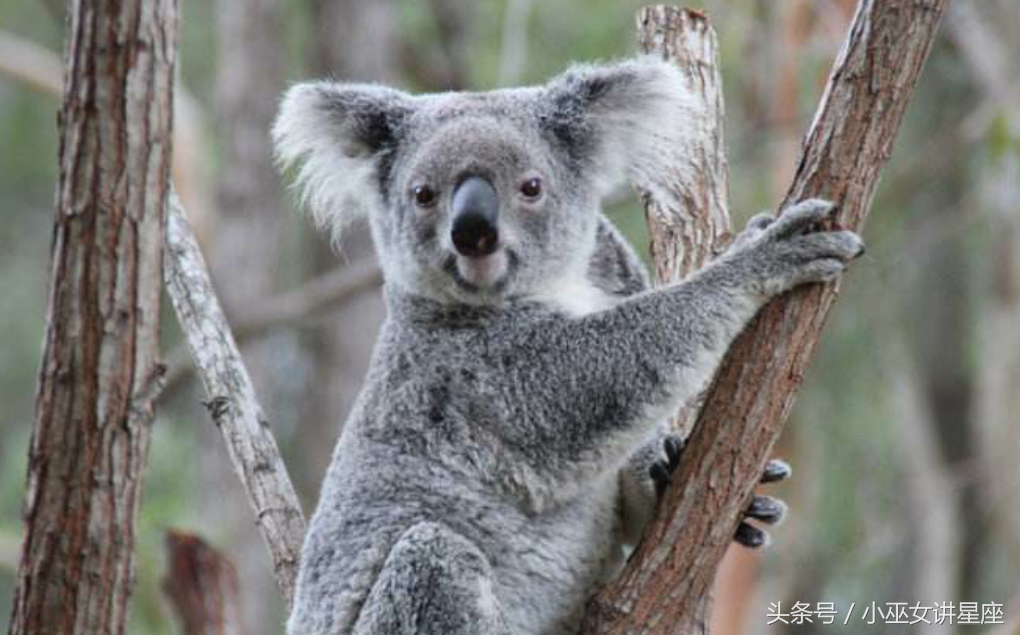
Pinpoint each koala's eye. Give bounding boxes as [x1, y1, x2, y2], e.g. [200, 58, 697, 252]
[520, 177, 543, 200]
[413, 184, 438, 208]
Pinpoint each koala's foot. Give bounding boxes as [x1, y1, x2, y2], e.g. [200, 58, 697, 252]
[648, 438, 791, 549]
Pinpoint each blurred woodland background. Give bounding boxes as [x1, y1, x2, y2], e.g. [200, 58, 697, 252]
[1, 0, 1019, 633]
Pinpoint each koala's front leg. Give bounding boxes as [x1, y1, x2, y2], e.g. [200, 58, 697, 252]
[507, 199, 862, 502]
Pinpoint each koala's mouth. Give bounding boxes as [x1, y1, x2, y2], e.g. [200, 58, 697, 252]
[443, 249, 518, 294]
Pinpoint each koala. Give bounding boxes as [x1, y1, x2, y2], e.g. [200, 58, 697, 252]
[274, 57, 864, 635]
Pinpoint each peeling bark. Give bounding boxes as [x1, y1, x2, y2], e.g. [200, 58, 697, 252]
[7, 0, 177, 633]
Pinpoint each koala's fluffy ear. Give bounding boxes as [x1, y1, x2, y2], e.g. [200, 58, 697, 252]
[273, 82, 414, 241]
[540, 56, 697, 197]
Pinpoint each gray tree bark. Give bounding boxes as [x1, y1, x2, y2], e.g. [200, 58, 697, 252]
[165, 196, 306, 606]
[6, 0, 177, 632]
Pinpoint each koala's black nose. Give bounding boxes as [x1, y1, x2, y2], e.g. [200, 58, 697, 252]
[451, 176, 499, 258]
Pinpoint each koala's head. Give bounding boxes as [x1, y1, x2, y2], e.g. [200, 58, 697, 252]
[274, 57, 694, 305]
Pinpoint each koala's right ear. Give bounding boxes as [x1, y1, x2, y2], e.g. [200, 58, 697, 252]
[273, 82, 414, 241]
[539, 57, 699, 199]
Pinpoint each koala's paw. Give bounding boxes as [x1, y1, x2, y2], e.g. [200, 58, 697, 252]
[727, 211, 775, 252]
[649, 441, 792, 549]
[731, 199, 865, 298]
[734, 458, 792, 549]
[649, 434, 684, 498]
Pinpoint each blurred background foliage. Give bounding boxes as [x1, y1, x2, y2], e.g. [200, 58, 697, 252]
[1, 0, 1019, 633]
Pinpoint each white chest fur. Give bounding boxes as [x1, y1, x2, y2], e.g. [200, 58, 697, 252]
[530, 275, 619, 317]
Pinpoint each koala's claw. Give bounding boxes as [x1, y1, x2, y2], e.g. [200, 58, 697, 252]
[760, 458, 792, 483]
[733, 458, 792, 549]
[649, 434, 684, 498]
[729, 212, 774, 252]
[663, 435, 683, 465]
[746, 212, 775, 232]
[734, 496, 786, 549]
[734, 522, 769, 549]
[746, 495, 787, 524]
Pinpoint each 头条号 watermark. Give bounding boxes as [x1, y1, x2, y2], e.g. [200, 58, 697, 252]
[767, 601, 1004, 626]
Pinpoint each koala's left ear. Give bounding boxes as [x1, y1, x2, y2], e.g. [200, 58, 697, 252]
[273, 82, 414, 241]
[540, 56, 697, 197]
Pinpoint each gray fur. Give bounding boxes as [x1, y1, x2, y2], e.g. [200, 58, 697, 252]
[275, 57, 863, 635]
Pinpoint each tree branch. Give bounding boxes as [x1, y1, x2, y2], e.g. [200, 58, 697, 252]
[164, 193, 306, 606]
[583, 1, 951, 633]
[160, 261, 382, 395]
[231, 261, 383, 343]
[634, 6, 732, 439]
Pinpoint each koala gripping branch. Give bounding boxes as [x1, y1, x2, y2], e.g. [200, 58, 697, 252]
[582, 2, 951, 635]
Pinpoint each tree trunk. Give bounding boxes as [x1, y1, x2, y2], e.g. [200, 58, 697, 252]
[632, 6, 733, 629]
[582, 1, 950, 633]
[162, 530, 244, 635]
[6, 0, 177, 633]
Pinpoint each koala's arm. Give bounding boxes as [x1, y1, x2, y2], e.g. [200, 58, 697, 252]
[501, 200, 862, 505]
[588, 216, 668, 542]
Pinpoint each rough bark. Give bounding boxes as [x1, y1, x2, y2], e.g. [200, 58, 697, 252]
[164, 195, 306, 606]
[162, 530, 244, 635]
[0, 29, 213, 246]
[638, 7, 731, 286]
[582, 2, 950, 633]
[6, 0, 176, 633]
[617, 7, 732, 630]
[635, 6, 732, 443]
